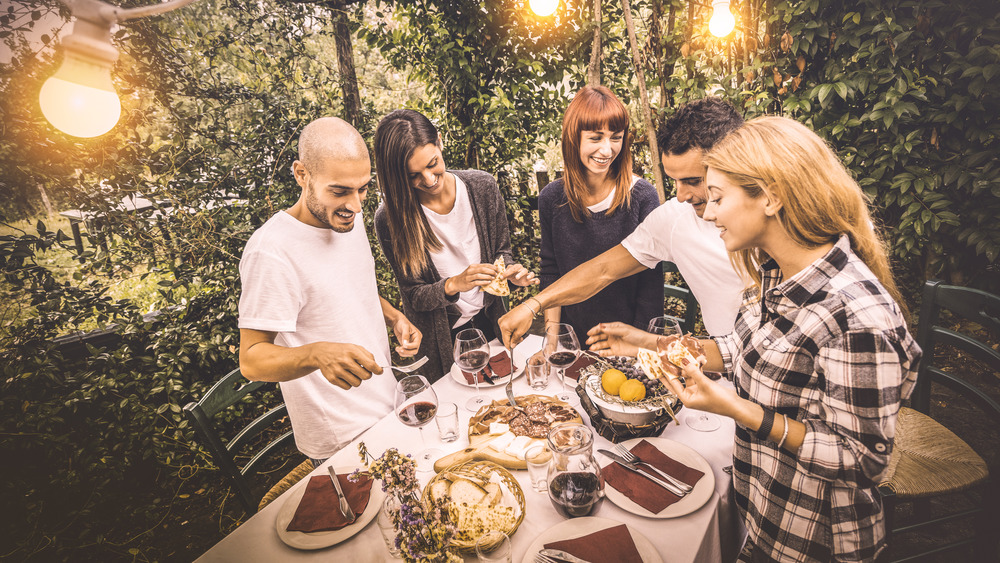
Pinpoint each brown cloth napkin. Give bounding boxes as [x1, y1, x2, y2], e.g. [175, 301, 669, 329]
[461, 366, 493, 384]
[602, 439, 704, 514]
[489, 350, 512, 378]
[543, 523, 643, 563]
[286, 473, 373, 533]
[564, 354, 597, 381]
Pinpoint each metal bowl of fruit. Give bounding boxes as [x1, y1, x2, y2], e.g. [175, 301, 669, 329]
[578, 356, 682, 426]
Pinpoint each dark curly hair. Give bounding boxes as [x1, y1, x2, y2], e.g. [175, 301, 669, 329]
[656, 97, 744, 155]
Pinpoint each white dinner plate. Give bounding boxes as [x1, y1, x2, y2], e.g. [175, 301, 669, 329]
[519, 516, 663, 563]
[448, 337, 534, 388]
[598, 437, 715, 519]
[275, 466, 385, 550]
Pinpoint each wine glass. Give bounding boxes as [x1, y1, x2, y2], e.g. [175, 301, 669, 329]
[394, 374, 442, 472]
[650, 317, 721, 432]
[542, 323, 580, 403]
[454, 328, 491, 411]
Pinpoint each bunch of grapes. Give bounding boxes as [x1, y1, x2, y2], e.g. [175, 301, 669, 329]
[604, 356, 668, 398]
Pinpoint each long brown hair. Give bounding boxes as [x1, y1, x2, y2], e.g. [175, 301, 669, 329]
[703, 116, 906, 314]
[373, 109, 443, 277]
[561, 86, 634, 222]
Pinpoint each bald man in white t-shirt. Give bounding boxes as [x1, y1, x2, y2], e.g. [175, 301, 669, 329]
[499, 98, 747, 350]
[238, 117, 422, 462]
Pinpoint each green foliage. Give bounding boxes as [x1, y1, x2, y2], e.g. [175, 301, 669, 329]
[657, 0, 1000, 290]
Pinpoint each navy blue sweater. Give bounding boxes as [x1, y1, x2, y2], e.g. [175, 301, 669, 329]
[538, 178, 664, 342]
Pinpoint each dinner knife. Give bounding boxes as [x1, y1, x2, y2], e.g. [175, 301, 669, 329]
[327, 466, 356, 522]
[597, 449, 686, 497]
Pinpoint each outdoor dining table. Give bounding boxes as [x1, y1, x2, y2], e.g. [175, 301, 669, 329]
[196, 335, 746, 563]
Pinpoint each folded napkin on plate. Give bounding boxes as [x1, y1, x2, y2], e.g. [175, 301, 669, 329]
[564, 354, 597, 381]
[461, 366, 494, 385]
[489, 350, 512, 378]
[543, 523, 643, 563]
[602, 439, 704, 514]
[286, 473, 373, 533]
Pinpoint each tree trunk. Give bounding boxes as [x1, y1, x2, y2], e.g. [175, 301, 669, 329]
[587, 0, 602, 86]
[37, 184, 54, 217]
[330, 4, 363, 130]
[621, 0, 666, 203]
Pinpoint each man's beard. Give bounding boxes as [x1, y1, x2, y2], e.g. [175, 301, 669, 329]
[305, 184, 354, 233]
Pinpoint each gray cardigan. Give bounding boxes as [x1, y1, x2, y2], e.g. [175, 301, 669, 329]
[374, 169, 514, 382]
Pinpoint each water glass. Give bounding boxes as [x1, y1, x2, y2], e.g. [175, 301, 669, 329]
[524, 443, 550, 493]
[377, 495, 403, 558]
[475, 530, 511, 563]
[435, 401, 459, 443]
[524, 355, 549, 390]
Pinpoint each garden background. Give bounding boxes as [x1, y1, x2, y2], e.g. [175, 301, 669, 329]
[1, 0, 998, 560]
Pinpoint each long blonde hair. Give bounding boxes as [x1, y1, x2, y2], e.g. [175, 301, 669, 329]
[703, 116, 905, 312]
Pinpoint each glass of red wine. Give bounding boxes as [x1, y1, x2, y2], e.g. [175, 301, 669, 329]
[454, 328, 491, 412]
[394, 374, 442, 472]
[542, 323, 580, 403]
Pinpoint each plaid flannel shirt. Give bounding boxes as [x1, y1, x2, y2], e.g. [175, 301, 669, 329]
[714, 235, 920, 562]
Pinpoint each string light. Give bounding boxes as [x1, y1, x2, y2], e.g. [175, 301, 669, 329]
[709, 0, 736, 37]
[529, 0, 559, 17]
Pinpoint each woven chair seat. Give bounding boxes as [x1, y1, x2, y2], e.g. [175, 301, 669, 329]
[258, 459, 314, 512]
[879, 407, 989, 500]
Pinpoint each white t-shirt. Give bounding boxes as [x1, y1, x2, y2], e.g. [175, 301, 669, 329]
[422, 175, 483, 327]
[238, 211, 394, 459]
[621, 198, 745, 336]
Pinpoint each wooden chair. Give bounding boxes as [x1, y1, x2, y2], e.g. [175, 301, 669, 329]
[878, 280, 1000, 562]
[184, 368, 313, 514]
[661, 261, 700, 333]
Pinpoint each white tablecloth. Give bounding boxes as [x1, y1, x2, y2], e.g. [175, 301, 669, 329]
[197, 336, 745, 562]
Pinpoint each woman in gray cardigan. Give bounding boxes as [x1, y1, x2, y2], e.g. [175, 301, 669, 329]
[373, 109, 538, 383]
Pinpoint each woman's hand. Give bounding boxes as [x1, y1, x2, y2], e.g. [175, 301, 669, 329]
[445, 263, 498, 295]
[585, 322, 656, 357]
[503, 263, 540, 287]
[498, 304, 533, 349]
[660, 359, 739, 417]
[390, 316, 422, 357]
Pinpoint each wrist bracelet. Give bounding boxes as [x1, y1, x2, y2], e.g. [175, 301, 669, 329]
[777, 414, 790, 448]
[523, 298, 540, 318]
[526, 296, 543, 318]
[755, 409, 775, 441]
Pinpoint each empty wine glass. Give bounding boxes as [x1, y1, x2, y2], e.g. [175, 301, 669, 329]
[542, 323, 580, 403]
[454, 328, 491, 411]
[651, 318, 721, 432]
[394, 374, 442, 472]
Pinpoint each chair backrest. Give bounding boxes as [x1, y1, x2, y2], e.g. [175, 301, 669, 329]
[661, 261, 700, 334]
[183, 368, 296, 513]
[911, 280, 1000, 424]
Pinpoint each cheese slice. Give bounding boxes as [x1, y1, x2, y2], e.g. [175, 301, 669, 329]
[504, 435, 535, 459]
[488, 432, 516, 452]
[488, 422, 510, 435]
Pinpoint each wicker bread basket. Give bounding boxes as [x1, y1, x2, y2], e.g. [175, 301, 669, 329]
[421, 460, 526, 555]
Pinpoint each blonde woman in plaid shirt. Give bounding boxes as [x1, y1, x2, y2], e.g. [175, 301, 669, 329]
[591, 116, 921, 561]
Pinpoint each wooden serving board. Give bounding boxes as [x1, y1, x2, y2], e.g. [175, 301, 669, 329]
[433, 395, 582, 472]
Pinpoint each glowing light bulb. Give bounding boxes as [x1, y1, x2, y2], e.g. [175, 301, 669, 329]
[529, 0, 559, 17]
[709, 0, 736, 38]
[39, 19, 121, 138]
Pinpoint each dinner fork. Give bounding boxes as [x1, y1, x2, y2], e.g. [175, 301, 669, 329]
[380, 356, 429, 375]
[613, 443, 693, 493]
[535, 550, 594, 563]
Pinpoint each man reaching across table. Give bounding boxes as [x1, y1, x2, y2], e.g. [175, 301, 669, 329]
[500, 97, 747, 351]
[238, 116, 422, 465]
